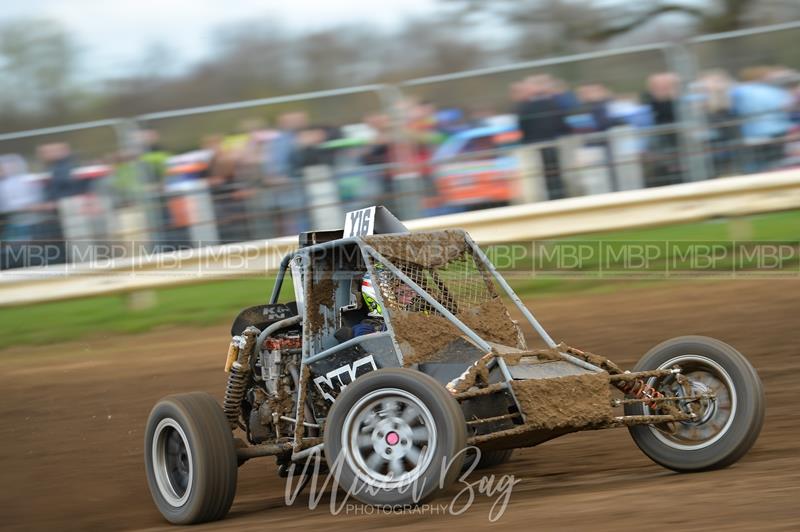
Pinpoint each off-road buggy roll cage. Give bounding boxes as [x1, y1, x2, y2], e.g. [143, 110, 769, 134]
[236, 208, 697, 462]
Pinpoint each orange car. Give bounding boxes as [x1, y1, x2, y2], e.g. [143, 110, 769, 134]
[431, 126, 521, 212]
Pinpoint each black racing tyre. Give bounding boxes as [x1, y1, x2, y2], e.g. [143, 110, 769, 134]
[324, 368, 467, 506]
[474, 449, 514, 470]
[145, 392, 238, 524]
[625, 336, 764, 472]
[462, 448, 514, 472]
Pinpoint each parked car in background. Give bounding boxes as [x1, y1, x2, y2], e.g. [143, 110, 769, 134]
[430, 125, 522, 213]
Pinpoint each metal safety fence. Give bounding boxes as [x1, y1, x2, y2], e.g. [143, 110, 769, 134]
[1, 21, 799, 269]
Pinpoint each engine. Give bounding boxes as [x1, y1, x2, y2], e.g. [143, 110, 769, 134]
[222, 325, 304, 445]
[246, 331, 302, 443]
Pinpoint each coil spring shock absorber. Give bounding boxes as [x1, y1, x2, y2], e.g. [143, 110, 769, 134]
[224, 363, 248, 429]
[223, 327, 259, 429]
[563, 344, 668, 410]
[559, 343, 680, 413]
[617, 378, 667, 410]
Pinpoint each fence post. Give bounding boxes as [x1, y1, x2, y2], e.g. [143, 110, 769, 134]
[664, 43, 713, 182]
[514, 145, 547, 204]
[303, 164, 342, 231]
[377, 85, 423, 220]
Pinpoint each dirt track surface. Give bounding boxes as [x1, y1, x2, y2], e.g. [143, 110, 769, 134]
[1, 280, 798, 531]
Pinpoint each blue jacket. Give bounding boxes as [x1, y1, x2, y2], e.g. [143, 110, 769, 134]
[731, 83, 792, 140]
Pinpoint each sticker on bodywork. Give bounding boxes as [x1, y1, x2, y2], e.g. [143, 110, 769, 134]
[312, 354, 378, 402]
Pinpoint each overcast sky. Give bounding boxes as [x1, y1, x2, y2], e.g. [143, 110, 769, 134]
[2, 0, 440, 76]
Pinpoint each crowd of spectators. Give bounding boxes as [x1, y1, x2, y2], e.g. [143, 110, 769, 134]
[1, 64, 799, 268]
[509, 67, 800, 196]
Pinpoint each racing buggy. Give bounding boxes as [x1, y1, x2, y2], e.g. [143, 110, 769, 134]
[145, 207, 765, 524]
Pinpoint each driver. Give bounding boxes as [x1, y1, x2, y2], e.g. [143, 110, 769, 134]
[352, 269, 417, 337]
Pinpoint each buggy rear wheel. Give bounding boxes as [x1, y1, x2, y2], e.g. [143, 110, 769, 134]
[625, 336, 764, 472]
[475, 449, 513, 469]
[145, 392, 237, 524]
[463, 448, 514, 472]
[324, 368, 466, 505]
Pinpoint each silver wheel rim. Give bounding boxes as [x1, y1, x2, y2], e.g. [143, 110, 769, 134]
[152, 418, 193, 507]
[341, 388, 437, 489]
[645, 355, 737, 451]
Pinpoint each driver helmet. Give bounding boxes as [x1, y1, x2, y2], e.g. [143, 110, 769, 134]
[361, 272, 384, 318]
[362, 268, 417, 317]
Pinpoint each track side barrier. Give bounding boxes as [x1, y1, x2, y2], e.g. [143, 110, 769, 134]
[1, 169, 799, 306]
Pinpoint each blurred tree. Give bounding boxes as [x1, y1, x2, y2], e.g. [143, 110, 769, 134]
[0, 18, 78, 117]
[387, 17, 489, 78]
[587, 0, 800, 38]
[2, 4, 798, 138]
[444, 0, 800, 41]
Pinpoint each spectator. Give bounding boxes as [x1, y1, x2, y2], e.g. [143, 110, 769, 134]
[132, 130, 172, 242]
[137, 130, 171, 186]
[509, 81, 529, 105]
[263, 112, 309, 235]
[236, 120, 274, 239]
[208, 120, 270, 242]
[361, 112, 395, 200]
[38, 142, 80, 202]
[693, 70, 738, 176]
[643, 72, 680, 126]
[405, 99, 445, 159]
[36, 142, 79, 258]
[642, 72, 682, 186]
[576, 84, 617, 133]
[110, 149, 143, 208]
[0, 155, 42, 239]
[607, 93, 655, 129]
[404, 99, 444, 208]
[0, 155, 44, 269]
[576, 83, 621, 190]
[516, 74, 569, 199]
[781, 71, 800, 124]
[204, 131, 250, 243]
[731, 66, 793, 171]
[551, 77, 581, 124]
[265, 112, 307, 178]
[517, 75, 570, 143]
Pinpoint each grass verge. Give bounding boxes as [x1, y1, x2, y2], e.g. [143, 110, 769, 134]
[1, 210, 797, 349]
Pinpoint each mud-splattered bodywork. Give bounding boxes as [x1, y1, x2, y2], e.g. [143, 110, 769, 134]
[262, 229, 658, 454]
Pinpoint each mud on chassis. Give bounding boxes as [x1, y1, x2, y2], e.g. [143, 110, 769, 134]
[144, 209, 765, 525]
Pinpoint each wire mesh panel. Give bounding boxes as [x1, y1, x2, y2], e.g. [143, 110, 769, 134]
[368, 231, 493, 312]
[363, 231, 524, 363]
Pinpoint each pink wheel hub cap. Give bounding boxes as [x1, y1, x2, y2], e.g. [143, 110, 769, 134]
[385, 431, 400, 445]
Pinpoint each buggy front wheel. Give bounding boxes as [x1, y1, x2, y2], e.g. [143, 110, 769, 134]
[324, 368, 467, 505]
[625, 336, 764, 472]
